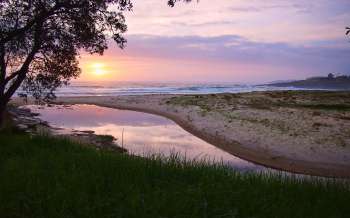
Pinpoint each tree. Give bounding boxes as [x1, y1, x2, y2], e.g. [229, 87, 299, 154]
[0, 0, 134, 128]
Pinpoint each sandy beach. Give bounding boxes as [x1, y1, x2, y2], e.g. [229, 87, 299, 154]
[12, 91, 350, 177]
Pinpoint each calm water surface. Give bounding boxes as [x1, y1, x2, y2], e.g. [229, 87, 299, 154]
[27, 104, 266, 172]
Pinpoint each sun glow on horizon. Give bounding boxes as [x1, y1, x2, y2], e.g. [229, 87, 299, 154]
[78, 55, 125, 81]
[90, 62, 108, 76]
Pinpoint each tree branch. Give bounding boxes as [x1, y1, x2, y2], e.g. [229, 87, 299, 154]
[3, 22, 43, 103]
[0, 44, 6, 96]
[0, 3, 63, 45]
[4, 71, 20, 85]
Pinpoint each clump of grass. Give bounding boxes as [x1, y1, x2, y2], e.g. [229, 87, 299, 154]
[95, 134, 116, 143]
[0, 132, 349, 218]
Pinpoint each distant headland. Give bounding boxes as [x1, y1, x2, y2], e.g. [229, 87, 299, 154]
[267, 74, 350, 90]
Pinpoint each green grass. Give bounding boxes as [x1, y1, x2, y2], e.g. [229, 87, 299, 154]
[0, 132, 349, 218]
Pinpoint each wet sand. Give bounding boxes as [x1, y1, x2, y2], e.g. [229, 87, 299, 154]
[12, 91, 350, 177]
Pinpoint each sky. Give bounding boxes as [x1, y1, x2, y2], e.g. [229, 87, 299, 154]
[79, 0, 350, 84]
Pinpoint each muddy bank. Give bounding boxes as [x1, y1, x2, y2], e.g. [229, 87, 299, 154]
[7, 106, 126, 153]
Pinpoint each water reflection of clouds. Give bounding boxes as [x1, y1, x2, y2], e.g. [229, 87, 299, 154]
[28, 104, 171, 127]
[27, 104, 263, 171]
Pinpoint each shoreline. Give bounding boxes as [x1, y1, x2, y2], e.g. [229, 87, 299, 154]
[7, 106, 127, 153]
[78, 102, 350, 178]
[11, 91, 350, 178]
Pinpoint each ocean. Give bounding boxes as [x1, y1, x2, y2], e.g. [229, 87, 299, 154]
[52, 81, 308, 97]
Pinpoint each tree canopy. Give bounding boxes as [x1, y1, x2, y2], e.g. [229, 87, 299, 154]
[0, 0, 133, 104]
[167, 0, 193, 7]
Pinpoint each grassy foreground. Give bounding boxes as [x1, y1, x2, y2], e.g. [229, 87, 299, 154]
[0, 132, 349, 218]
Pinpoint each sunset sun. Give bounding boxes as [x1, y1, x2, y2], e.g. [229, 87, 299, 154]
[90, 63, 107, 76]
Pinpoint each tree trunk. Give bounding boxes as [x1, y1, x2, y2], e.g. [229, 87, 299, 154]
[0, 101, 7, 131]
